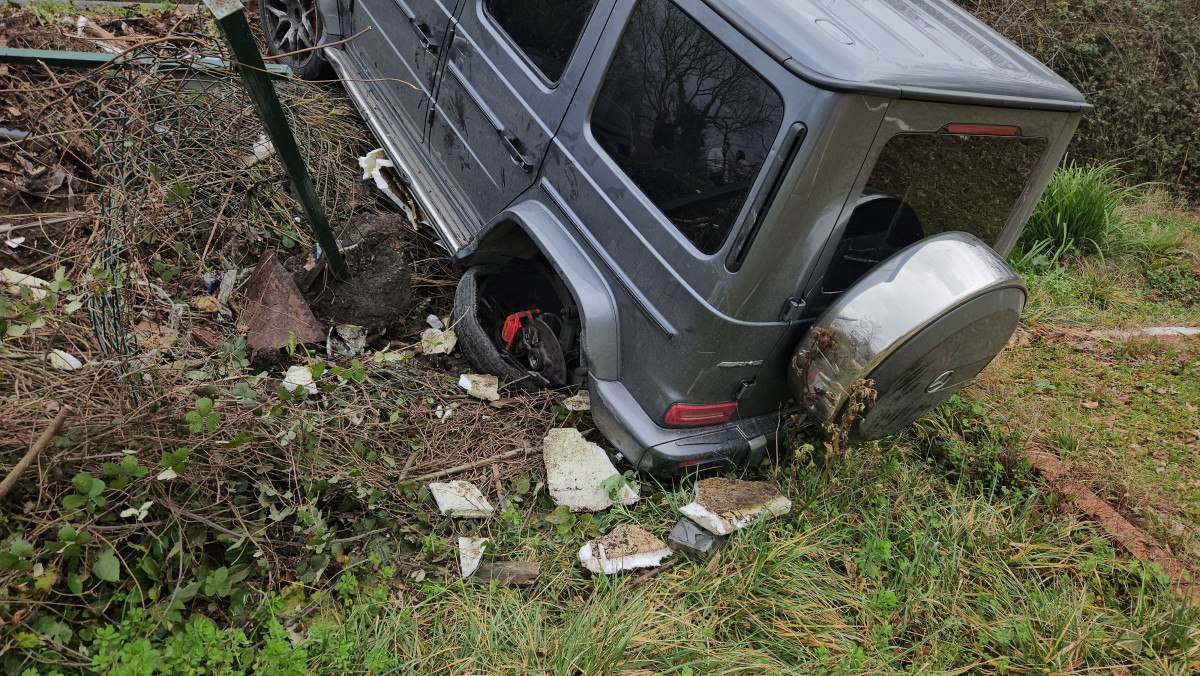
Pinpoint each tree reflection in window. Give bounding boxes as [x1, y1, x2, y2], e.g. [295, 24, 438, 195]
[591, 0, 783, 254]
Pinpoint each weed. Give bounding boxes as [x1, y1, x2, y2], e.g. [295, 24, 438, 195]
[1019, 162, 1130, 259]
[1146, 264, 1200, 306]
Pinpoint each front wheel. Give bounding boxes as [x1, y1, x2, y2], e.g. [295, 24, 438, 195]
[261, 0, 331, 80]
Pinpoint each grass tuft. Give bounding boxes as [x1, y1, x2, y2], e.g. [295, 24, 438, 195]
[1020, 162, 1131, 260]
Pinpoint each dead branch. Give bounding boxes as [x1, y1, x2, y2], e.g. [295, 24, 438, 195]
[0, 406, 71, 501]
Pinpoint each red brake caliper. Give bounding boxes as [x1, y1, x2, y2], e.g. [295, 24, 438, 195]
[501, 309, 541, 351]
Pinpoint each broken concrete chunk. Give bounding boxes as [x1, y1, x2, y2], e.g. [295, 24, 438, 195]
[421, 328, 457, 355]
[678, 478, 792, 536]
[458, 536, 488, 579]
[429, 480, 493, 518]
[458, 373, 500, 401]
[281, 365, 317, 395]
[667, 517, 726, 561]
[543, 428, 638, 512]
[562, 390, 591, 412]
[579, 524, 672, 575]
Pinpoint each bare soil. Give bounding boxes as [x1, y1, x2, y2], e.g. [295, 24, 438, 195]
[297, 214, 412, 331]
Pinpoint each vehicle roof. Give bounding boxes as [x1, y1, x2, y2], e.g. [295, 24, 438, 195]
[702, 0, 1089, 112]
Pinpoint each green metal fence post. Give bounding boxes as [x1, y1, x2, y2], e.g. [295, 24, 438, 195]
[202, 0, 348, 279]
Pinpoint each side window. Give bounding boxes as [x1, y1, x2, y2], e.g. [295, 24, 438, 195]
[485, 0, 599, 82]
[591, 0, 784, 254]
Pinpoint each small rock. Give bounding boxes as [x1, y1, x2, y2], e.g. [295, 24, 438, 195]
[679, 477, 792, 536]
[458, 537, 488, 578]
[458, 373, 500, 401]
[562, 391, 591, 412]
[281, 365, 317, 394]
[543, 428, 638, 512]
[429, 480, 493, 518]
[426, 314, 444, 330]
[421, 328, 457, 354]
[666, 517, 726, 561]
[579, 524, 672, 575]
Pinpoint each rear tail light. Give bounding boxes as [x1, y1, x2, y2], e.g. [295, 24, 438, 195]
[664, 401, 738, 427]
[942, 123, 1020, 136]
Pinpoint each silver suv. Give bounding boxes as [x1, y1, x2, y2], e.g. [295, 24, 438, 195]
[264, 0, 1088, 476]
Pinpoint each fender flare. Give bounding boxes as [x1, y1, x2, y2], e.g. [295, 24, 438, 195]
[314, 0, 343, 42]
[456, 201, 621, 380]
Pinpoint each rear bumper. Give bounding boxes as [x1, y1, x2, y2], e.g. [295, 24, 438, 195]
[589, 376, 791, 478]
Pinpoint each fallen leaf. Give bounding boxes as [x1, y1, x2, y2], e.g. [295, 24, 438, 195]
[1081, 400, 1099, 409]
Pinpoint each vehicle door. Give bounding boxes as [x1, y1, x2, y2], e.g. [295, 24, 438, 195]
[343, 0, 461, 141]
[429, 0, 607, 229]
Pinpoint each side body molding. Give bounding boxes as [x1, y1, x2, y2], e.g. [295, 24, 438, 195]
[457, 200, 621, 380]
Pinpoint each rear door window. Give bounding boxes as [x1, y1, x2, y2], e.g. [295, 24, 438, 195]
[484, 0, 599, 82]
[590, 0, 784, 254]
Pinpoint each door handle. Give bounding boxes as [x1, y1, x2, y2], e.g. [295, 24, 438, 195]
[410, 19, 438, 54]
[500, 132, 533, 173]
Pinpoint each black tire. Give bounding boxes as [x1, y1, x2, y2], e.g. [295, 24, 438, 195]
[451, 266, 544, 392]
[261, 0, 331, 81]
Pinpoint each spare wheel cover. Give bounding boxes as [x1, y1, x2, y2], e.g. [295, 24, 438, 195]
[788, 232, 1024, 438]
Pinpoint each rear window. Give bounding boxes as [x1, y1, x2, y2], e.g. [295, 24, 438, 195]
[590, 0, 784, 254]
[863, 133, 1048, 245]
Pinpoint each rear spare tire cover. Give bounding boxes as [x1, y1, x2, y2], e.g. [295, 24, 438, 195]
[789, 232, 1024, 439]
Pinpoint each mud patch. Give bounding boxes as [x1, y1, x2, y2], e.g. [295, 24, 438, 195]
[295, 214, 412, 331]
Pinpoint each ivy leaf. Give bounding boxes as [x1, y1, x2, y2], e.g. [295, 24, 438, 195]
[92, 549, 121, 582]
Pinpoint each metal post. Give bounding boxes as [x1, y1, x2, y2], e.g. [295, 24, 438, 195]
[202, 0, 348, 279]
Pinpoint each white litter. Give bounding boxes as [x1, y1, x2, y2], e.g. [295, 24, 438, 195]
[239, 134, 275, 168]
[1, 268, 50, 300]
[458, 373, 500, 402]
[421, 328, 457, 355]
[327, 324, 367, 357]
[281, 365, 317, 395]
[434, 404, 456, 421]
[458, 536, 488, 578]
[358, 149, 416, 223]
[562, 391, 591, 412]
[578, 524, 671, 575]
[429, 480, 494, 518]
[426, 314, 445, 330]
[543, 428, 638, 512]
[4, 237, 24, 249]
[678, 477, 792, 536]
[46, 349, 83, 371]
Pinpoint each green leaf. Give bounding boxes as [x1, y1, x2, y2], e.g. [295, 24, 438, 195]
[10, 539, 34, 558]
[62, 494, 87, 510]
[71, 472, 95, 495]
[195, 397, 213, 416]
[92, 549, 121, 582]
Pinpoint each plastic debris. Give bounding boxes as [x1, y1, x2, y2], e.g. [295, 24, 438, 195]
[358, 149, 415, 223]
[458, 373, 500, 401]
[281, 365, 317, 395]
[199, 269, 238, 319]
[429, 480, 494, 518]
[579, 524, 672, 575]
[1, 268, 50, 300]
[678, 478, 792, 536]
[45, 349, 83, 371]
[667, 517, 726, 561]
[4, 236, 24, 249]
[421, 328, 457, 355]
[426, 314, 444, 330]
[434, 404, 456, 422]
[562, 390, 591, 412]
[543, 428, 638, 512]
[327, 324, 367, 357]
[239, 133, 275, 168]
[458, 536, 488, 578]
